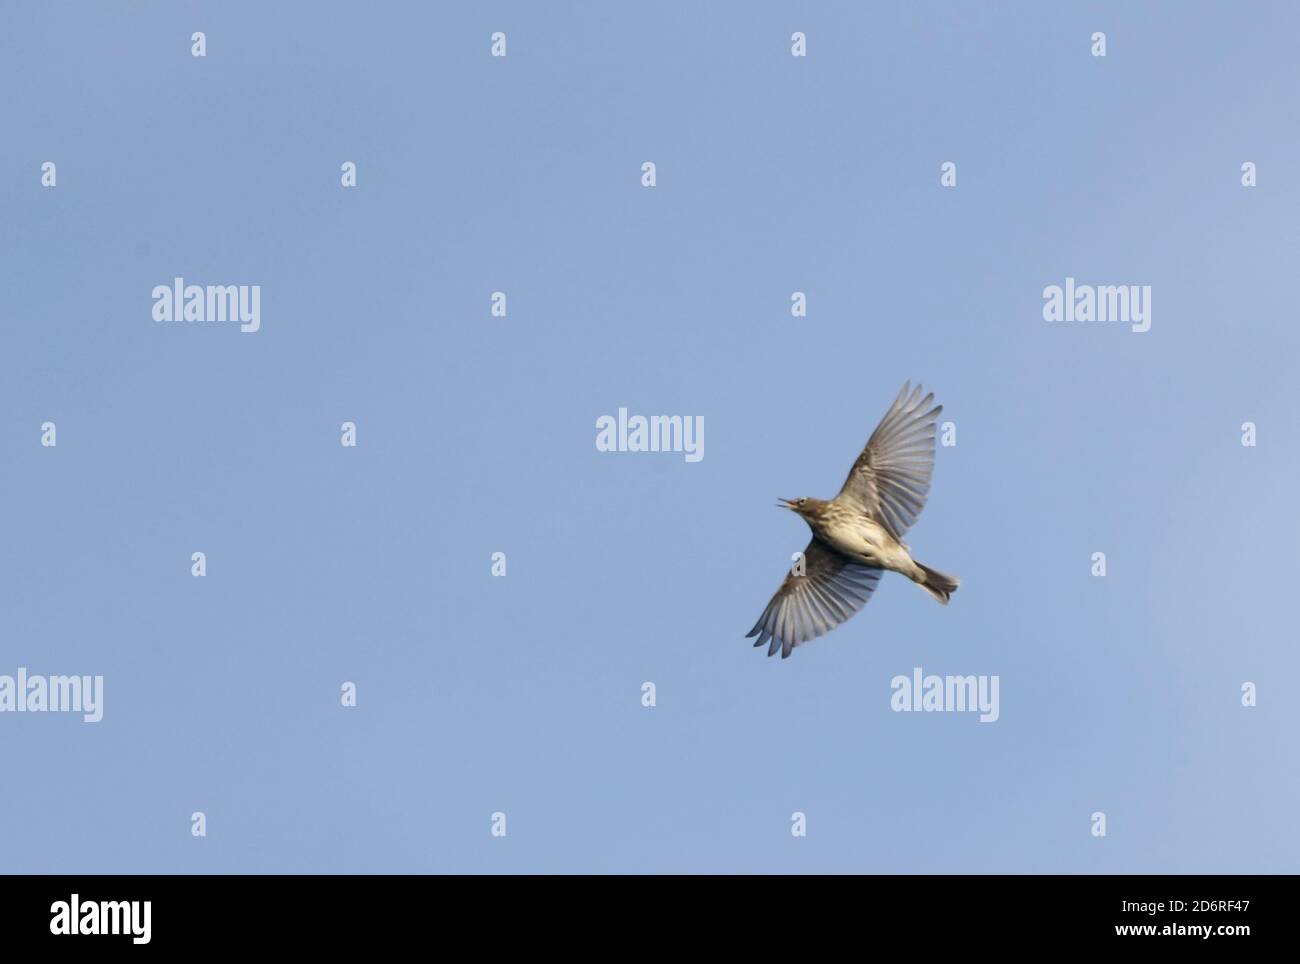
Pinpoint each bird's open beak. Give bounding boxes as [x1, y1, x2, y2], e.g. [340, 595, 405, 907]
[776, 498, 794, 510]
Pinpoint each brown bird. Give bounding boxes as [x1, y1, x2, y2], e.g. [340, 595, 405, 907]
[746, 381, 959, 659]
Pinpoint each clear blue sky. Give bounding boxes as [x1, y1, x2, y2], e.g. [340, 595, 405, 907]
[2, 1, 1297, 873]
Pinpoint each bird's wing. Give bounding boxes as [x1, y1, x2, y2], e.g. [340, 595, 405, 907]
[746, 538, 882, 659]
[836, 381, 942, 539]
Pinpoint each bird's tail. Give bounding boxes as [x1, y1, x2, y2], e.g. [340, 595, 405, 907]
[914, 562, 960, 605]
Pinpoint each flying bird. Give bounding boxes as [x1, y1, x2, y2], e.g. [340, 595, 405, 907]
[746, 381, 959, 659]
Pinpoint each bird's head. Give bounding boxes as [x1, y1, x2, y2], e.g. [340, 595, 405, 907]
[777, 497, 820, 519]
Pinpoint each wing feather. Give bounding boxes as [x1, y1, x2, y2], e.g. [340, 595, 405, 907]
[746, 539, 882, 658]
[836, 380, 943, 538]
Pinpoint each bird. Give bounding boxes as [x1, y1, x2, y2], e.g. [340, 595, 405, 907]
[746, 381, 959, 659]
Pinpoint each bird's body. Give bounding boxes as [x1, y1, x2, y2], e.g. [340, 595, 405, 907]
[801, 498, 915, 574]
[747, 382, 960, 658]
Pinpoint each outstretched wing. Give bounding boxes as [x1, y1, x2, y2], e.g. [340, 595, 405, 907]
[837, 381, 942, 539]
[746, 538, 882, 659]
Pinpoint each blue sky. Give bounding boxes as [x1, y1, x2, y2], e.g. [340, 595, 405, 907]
[2, 1, 1297, 872]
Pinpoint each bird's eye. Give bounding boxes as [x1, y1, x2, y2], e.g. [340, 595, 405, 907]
[797, 498, 806, 505]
